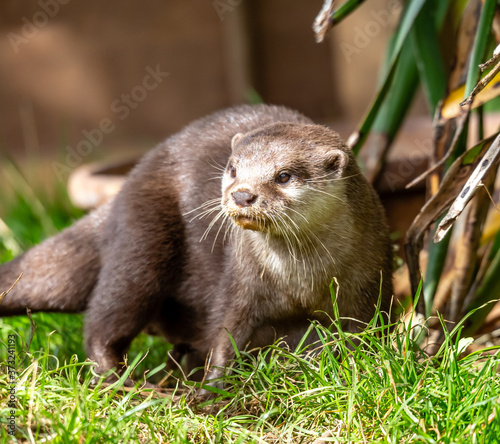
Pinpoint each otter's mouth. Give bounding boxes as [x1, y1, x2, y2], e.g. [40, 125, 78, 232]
[232, 215, 264, 231]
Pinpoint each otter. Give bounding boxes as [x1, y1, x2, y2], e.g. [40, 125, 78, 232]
[0, 105, 393, 386]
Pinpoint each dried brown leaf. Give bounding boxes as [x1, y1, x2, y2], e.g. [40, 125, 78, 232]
[435, 133, 500, 242]
[405, 135, 496, 297]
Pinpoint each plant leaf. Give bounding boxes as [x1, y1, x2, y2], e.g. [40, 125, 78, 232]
[411, 0, 447, 113]
[448, 172, 496, 322]
[349, 0, 427, 155]
[442, 72, 500, 119]
[405, 135, 496, 305]
[463, 0, 497, 99]
[364, 41, 419, 183]
[332, 0, 367, 25]
[434, 132, 500, 242]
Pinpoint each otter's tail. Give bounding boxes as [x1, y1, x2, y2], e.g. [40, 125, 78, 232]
[0, 203, 111, 316]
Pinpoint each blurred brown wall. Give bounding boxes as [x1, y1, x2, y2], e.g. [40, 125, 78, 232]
[0, 0, 402, 161]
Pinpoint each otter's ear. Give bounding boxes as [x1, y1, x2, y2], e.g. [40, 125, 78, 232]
[231, 133, 244, 150]
[325, 149, 348, 174]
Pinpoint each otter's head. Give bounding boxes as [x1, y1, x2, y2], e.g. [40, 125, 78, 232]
[221, 122, 354, 235]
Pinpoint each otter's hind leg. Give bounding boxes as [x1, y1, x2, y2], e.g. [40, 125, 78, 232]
[83, 267, 164, 375]
[83, 228, 186, 376]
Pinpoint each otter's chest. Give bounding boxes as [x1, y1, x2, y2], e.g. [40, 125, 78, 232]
[253, 247, 336, 311]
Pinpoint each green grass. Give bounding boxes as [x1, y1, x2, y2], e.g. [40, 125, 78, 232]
[1, 163, 500, 443]
[2, 308, 500, 442]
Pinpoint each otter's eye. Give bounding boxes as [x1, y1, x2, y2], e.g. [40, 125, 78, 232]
[277, 172, 291, 184]
[229, 166, 236, 178]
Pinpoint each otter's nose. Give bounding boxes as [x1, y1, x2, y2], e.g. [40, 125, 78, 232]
[232, 190, 258, 207]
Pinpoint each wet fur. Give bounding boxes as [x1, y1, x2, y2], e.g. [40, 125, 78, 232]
[0, 104, 393, 380]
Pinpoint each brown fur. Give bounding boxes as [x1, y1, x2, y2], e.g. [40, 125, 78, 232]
[0, 104, 393, 381]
